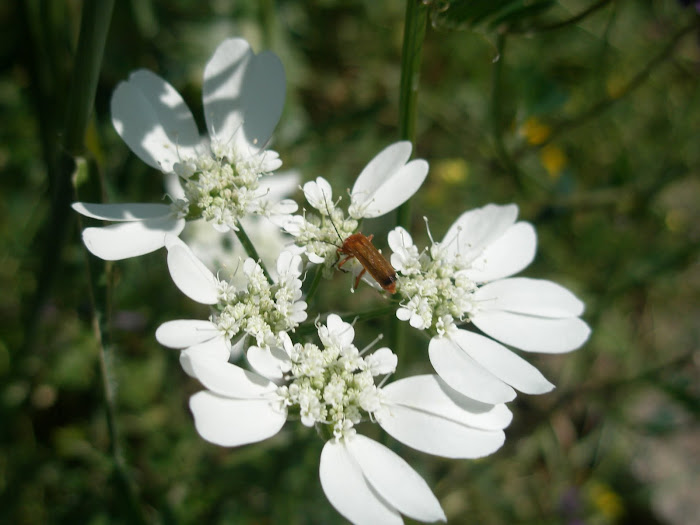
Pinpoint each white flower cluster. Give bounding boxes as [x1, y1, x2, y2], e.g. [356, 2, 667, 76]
[72, 36, 592, 525]
[186, 314, 511, 523]
[389, 203, 591, 405]
[71, 38, 295, 260]
[172, 138, 289, 232]
[285, 177, 360, 274]
[268, 315, 396, 438]
[159, 237, 307, 353]
[284, 142, 429, 279]
[390, 226, 477, 334]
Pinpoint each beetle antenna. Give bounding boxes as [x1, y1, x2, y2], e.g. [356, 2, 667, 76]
[321, 189, 344, 244]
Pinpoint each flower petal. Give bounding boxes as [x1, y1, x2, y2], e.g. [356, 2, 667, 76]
[165, 236, 219, 304]
[156, 319, 220, 348]
[319, 440, 402, 525]
[346, 435, 446, 523]
[472, 310, 591, 353]
[187, 357, 277, 398]
[72, 202, 172, 221]
[111, 70, 199, 172]
[303, 177, 334, 212]
[202, 38, 285, 147]
[179, 337, 231, 377]
[443, 204, 518, 263]
[246, 345, 291, 380]
[382, 374, 512, 430]
[379, 403, 505, 459]
[189, 391, 286, 447]
[450, 330, 554, 395]
[461, 222, 536, 282]
[350, 142, 429, 219]
[475, 277, 585, 317]
[81, 216, 185, 260]
[428, 337, 516, 404]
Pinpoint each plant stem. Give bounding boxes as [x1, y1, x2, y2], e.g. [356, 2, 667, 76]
[304, 265, 324, 305]
[63, 3, 146, 521]
[235, 220, 275, 285]
[392, 0, 428, 366]
[396, 0, 427, 228]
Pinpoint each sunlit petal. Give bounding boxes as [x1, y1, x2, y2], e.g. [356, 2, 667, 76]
[202, 38, 285, 147]
[428, 337, 516, 404]
[346, 435, 446, 523]
[81, 216, 185, 260]
[319, 440, 402, 525]
[190, 391, 286, 447]
[472, 310, 591, 353]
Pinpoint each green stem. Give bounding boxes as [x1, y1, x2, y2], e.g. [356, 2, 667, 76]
[304, 265, 324, 305]
[235, 220, 275, 285]
[395, 0, 428, 228]
[392, 0, 428, 365]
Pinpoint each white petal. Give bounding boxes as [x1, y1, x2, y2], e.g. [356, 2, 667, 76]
[379, 403, 505, 459]
[387, 226, 414, 253]
[319, 440, 402, 525]
[303, 177, 333, 212]
[165, 237, 219, 304]
[111, 70, 199, 172]
[325, 314, 355, 347]
[190, 391, 286, 447]
[382, 375, 512, 430]
[350, 142, 429, 218]
[443, 204, 518, 262]
[156, 319, 220, 348]
[461, 222, 536, 282]
[246, 345, 291, 380]
[472, 310, 591, 353]
[187, 357, 277, 398]
[179, 337, 231, 377]
[365, 348, 397, 376]
[475, 277, 585, 318]
[81, 216, 185, 260]
[428, 337, 516, 404]
[450, 330, 554, 395]
[346, 435, 446, 523]
[72, 202, 172, 221]
[202, 38, 285, 147]
[165, 171, 186, 200]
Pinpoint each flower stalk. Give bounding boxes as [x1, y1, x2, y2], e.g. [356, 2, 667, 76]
[235, 220, 275, 285]
[393, 0, 428, 367]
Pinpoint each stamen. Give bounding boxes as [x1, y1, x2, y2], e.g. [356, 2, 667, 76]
[359, 333, 384, 356]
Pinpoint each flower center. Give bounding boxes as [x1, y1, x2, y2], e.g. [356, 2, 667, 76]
[277, 335, 385, 439]
[173, 139, 280, 230]
[211, 259, 305, 349]
[396, 246, 479, 334]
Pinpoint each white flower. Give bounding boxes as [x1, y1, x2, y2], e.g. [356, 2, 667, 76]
[389, 203, 591, 404]
[284, 142, 428, 278]
[184, 315, 510, 523]
[72, 38, 296, 260]
[156, 236, 307, 359]
[181, 170, 300, 285]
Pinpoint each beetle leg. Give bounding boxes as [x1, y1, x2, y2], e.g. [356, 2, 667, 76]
[354, 268, 367, 289]
[337, 254, 354, 269]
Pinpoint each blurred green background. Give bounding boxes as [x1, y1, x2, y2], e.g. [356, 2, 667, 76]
[1, 0, 699, 523]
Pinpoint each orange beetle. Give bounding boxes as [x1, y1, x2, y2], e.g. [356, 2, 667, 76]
[337, 232, 397, 294]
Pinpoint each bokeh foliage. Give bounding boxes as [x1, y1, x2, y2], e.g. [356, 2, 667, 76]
[1, 0, 699, 523]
